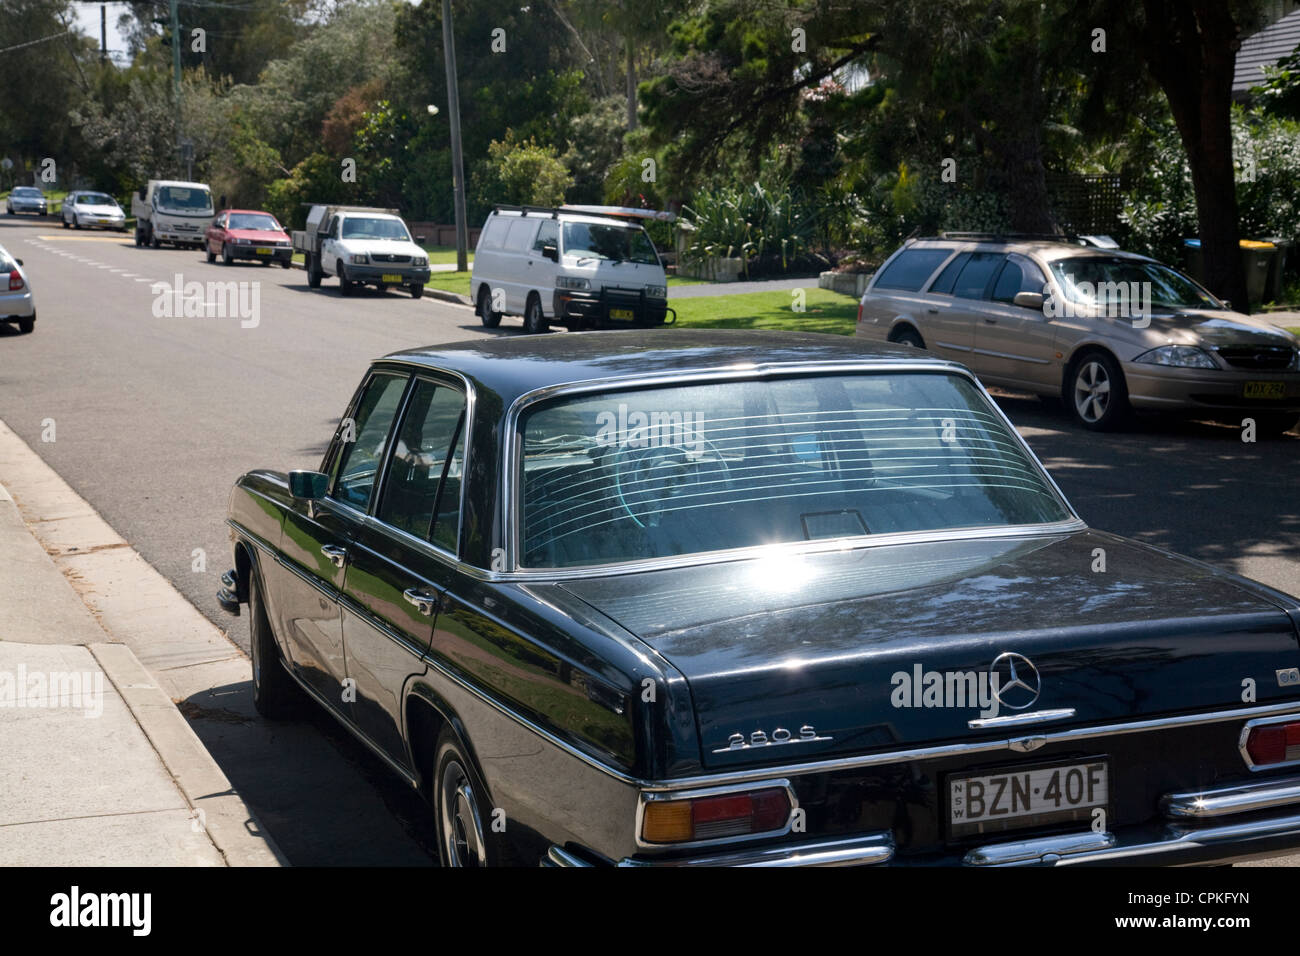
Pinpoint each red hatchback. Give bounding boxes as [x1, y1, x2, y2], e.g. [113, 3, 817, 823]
[205, 209, 293, 267]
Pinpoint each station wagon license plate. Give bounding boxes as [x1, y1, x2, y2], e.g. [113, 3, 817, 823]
[382, 273, 402, 283]
[255, 246, 272, 255]
[609, 308, 635, 320]
[947, 759, 1108, 839]
[1244, 381, 1286, 400]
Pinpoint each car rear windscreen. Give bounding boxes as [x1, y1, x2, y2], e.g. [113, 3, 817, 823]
[519, 372, 1071, 568]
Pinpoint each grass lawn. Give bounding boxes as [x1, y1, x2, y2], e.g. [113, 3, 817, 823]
[423, 245, 473, 266]
[1287, 326, 1300, 337]
[668, 274, 708, 287]
[427, 271, 471, 297]
[671, 286, 857, 335]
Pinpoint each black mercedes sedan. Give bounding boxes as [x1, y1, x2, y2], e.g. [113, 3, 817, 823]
[217, 329, 1300, 866]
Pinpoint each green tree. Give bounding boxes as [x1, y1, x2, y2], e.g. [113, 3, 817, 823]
[473, 134, 573, 208]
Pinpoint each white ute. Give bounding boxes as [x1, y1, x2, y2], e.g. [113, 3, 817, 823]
[292, 204, 431, 298]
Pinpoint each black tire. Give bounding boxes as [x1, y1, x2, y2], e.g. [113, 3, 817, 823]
[1067, 350, 1130, 431]
[307, 254, 322, 288]
[134, 228, 143, 247]
[523, 294, 548, 334]
[206, 243, 215, 264]
[339, 265, 354, 296]
[409, 284, 424, 299]
[149, 230, 160, 249]
[248, 563, 301, 720]
[73, 215, 81, 230]
[222, 243, 234, 265]
[477, 287, 501, 328]
[61, 217, 69, 229]
[1253, 412, 1300, 439]
[17, 313, 34, 334]
[888, 325, 925, 349]
[433, 729, 503, 867]
[280, 259, 291, 269]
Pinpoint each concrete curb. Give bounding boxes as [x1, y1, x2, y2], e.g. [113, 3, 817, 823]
[0, 428, 287, 866]
[88, 642, 286, 866]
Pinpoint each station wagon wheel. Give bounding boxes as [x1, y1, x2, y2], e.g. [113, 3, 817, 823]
[247, 563, 301, 719]
[476, 287, 501, 328]
[1068, 351, 1129, 431]
[524, 294, 548, 334]
[888, 325, 925, 349]
[434, 730, 496, 867]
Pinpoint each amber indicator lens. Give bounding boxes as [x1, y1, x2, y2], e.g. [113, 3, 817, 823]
[642, 787, 791, 843]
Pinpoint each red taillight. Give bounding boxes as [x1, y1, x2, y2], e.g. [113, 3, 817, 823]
[1245, 721, 1300, 766]
[856, 303, 864, 323]
[8, 270, 22, 291]
[642, 786, 792, 844]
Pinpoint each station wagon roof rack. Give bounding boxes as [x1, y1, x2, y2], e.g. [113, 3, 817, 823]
[933, 231, 1090, 244]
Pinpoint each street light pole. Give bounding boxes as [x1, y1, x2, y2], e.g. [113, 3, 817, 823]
[170, 0, 183, 174]
[441, 0, 469, 272]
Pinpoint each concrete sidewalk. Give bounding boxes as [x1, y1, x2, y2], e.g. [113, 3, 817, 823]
[0, 482, 283, 866]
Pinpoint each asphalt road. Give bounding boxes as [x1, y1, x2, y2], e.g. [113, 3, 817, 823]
[2, 215, 1298, 865]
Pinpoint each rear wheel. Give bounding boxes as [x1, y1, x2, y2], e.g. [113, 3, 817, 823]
[434, 729, 502, 867]
[523, 294, 548, 334]
[477, 287, 501, 328]
[307, 254, 322, 288]
[134, 229, 143, 247]
[248, 564, 301, 720]
[887, 325, 925, 349]
[1068, 351, 1130, 431]
[17, 312, 34, 334]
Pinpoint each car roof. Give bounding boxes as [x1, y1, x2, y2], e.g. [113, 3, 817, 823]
[223, 209, 278, 217]
[382, 330, 967, 409]
[904, 236, 1154, 265]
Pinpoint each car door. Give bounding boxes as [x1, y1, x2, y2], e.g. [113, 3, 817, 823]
[321, 215, 340, 274]
[529, 219, 560, 315]
[973, 254, 1060, 389]
[931, 251, 1006, 377]
[207, 213, 227, 255]
[339, 376, 468, 767]
[274, 371, 409, 711]
[502, 217, 540, 313]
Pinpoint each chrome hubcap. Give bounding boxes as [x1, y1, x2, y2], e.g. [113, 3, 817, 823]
[1073, 360, 1110, 423]
[440, 759, 486, 867]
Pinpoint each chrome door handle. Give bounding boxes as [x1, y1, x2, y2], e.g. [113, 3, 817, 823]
[320, 544, 348, 568]
[403, 588, 441, 616]
[984, 317, 997, 323]
[927, 308, 939, 314]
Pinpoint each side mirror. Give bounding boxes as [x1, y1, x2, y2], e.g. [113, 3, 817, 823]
[542, 244, 558, 262]
[288, 470, 329, 500]
[1013, 291, 1045, 310]
[1221, 299, 1232, 311]
[14, 259, 22, 267]
[415, 234, 427, 244]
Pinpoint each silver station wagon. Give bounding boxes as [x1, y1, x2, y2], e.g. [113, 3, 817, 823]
[855, 235, 1300, 435]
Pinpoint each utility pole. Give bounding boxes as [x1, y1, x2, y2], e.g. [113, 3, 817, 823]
[100, 5, 106, 64]
[441, 0, 468, 272]
[170, 0, 183, 174]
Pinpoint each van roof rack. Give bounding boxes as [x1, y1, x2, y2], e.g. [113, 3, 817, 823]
[493, 203, 675, 223]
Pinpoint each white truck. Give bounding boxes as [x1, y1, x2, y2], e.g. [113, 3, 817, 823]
[132, 179, 214, 249]
[291, 204, 431, 298]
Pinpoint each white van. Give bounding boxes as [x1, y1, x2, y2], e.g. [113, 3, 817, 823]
[470, 205, 674, 333]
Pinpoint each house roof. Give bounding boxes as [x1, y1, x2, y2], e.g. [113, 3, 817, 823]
[1235, 8, 1300, 94]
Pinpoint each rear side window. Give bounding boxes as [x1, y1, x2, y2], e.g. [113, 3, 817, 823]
[504, 218, 537, 252]
[951, 252, 1004, 299]
[872, 249, 952, 292]
[377, 380, 466, 547]
[929, 253, 970, 295]
[479, 216, 509, 250]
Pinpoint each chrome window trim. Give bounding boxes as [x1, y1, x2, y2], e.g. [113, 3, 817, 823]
[500, 361, 1084, 574]
[635, 779, 797, 851]
[1238, 713, 1300, 772]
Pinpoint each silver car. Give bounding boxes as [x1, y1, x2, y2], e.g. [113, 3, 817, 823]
[0, 243, 35, 334]
[62, 190, 126, 231]
[6, 186, 47, 217]
[856, 236, 1300, 435]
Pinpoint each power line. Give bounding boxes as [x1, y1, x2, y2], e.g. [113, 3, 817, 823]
[0, 31, 71, 56]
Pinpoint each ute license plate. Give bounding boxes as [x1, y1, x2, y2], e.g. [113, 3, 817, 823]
[1244, 381, 1286, 400]
[255, 247, 272, 256]
[948, 759, 1108, 839]
[609, 308, 635, 320]
[382, 273, 402, 284]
